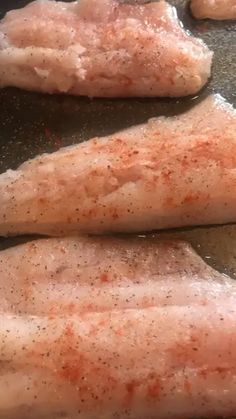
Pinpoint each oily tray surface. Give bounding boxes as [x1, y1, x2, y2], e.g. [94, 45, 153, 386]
[0, 0, 235, 278]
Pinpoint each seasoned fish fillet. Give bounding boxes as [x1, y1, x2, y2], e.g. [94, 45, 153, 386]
[1, 237, 236, 419]
[0, 94, 236, 237]
[0, 0, 213, 97]
[0, 237, 231, 315]
[191, 0, 236, 20]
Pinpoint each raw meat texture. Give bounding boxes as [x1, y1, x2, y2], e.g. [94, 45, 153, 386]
[1, 237, 236, 419]
[191, 0, 236, 20]
[0, 236, 231, 315]
[0, 0, 213, 97]
[0, 94, 236, 237]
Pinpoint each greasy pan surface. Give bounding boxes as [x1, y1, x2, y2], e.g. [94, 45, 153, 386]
[0, 0, 235, 280]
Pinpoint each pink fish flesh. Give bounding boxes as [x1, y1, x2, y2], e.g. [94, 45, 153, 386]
[0, 237, 236, 418]
[0, 94, 235, 237]
[0, 0, 213, 97]
[191, 0, 236, 20]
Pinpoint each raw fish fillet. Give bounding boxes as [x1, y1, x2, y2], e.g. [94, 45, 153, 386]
[0, 0, 213, 97]
[1, 237, 236, 419]
[0, 236, 230, 315]
[191, 0, 236, 20]
[0, 94, 236, 237]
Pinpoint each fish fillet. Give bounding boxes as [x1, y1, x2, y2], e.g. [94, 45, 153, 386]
[0, 236, 232, 315]
[0, 0, 213, 97]
[1, 237, 236, 419]
[0, 94, 236, 237]
[191, 0, 236, 20]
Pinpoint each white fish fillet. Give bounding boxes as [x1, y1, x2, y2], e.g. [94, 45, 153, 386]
[0, 94, 236, 237]
[191, 0, 236, 20]
[1, 237, 236, 419]
[0, 0, 213, 97]
[0, 236, 232, 316]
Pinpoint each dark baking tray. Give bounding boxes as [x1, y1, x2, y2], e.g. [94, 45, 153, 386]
[0, 0, 236, 280]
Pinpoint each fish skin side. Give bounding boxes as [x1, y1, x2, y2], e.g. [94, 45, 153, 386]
[0, 94, 235, 237]
[0, 0, 213, 97]
[0, 237, 236, 418]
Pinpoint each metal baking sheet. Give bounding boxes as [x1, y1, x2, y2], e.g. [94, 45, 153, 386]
[0, 0, 236, 280]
